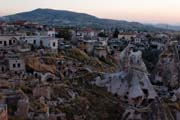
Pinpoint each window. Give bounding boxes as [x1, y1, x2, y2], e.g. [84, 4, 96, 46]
[1, 67, 4, 72]
[13, 64, 16, 68]
[33, 40, 36, 44]
[53, 42, 56, 47]
[9, 40, 12, 45]
[0, 41, 2, 44]
[4, 41, 7, 46]
[17, 63, 21, 68]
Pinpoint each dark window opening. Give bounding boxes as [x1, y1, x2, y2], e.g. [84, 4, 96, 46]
[33, 40, 36, 44]
[34, 73, 38, 77]
[40, 40, 43, 46]
[53, 42, 56, 47]
[142, 89, 149, 97]
[13, 64, 16, 68]
[46, 78, 53, 82]
[4, 41, 7, 46]
[9, 40, 12, 45]
[1, 67, 4, 72]
[17, 63, 21, 68]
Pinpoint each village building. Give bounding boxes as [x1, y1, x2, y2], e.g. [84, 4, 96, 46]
[8, 57, 25, 73]
[118, 32, 137, 41]
[77, 40, 96, 54]
[76, 28, 96, 39]
[23, 36, 59, 50]
[0, 36, 19, 48]
[133, 37, 142, 44]
[0, 52, 25, 75]
[47, 30, 56, 38]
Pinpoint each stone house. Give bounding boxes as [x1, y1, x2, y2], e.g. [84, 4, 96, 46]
[0, 36, 19, 48]
[8, 57, 25, 74]
[0, 53, 25, 74]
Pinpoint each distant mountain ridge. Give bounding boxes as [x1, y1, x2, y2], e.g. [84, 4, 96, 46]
[154, 24, 180, 31]
[2, 8, 163, 31]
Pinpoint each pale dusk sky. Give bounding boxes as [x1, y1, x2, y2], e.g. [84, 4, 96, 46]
[0, 0, 180, 25]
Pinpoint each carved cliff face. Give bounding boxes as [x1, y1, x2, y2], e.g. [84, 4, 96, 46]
[94, 45, 157, 106]
[128, 51, 147, 72]
[154, 41, 180, 88]
[120, 44, 133, 70]
[125, 50, 157, 104]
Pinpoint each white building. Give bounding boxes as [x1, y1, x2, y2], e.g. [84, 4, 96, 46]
[76, 29, 95, 38]
[23, 36, 59, 50]
[134, 37, 142, 44]
[47, 30, 56, 38]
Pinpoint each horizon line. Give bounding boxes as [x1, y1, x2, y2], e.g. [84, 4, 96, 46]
[1, 8, 180, 26]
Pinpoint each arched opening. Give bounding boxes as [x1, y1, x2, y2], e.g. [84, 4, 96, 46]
[46, 77, 53, 82]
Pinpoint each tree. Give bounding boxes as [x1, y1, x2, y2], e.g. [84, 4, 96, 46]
[146, 34, 153, 44]
[142, 48, 161, 72]
[113, 28, 119, 38]
[98, 32, 108, 38]
[56, 29, 72, 40]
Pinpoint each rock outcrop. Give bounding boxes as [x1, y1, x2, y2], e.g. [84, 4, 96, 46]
[153, 41, 180, 88]
[94, 45, 157, 106]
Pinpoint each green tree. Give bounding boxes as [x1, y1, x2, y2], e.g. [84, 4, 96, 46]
[98, 32, 108, 38]
[146, 34, 153, 44]
[113, 28, 119, 38]
[56, 29, 72, 40]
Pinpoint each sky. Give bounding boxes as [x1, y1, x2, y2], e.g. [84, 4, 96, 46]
[0, 0, 180, 25]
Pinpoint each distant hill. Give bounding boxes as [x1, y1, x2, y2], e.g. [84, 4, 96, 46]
[3, 8, 163, 31]
[154, 24, 180, 31]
